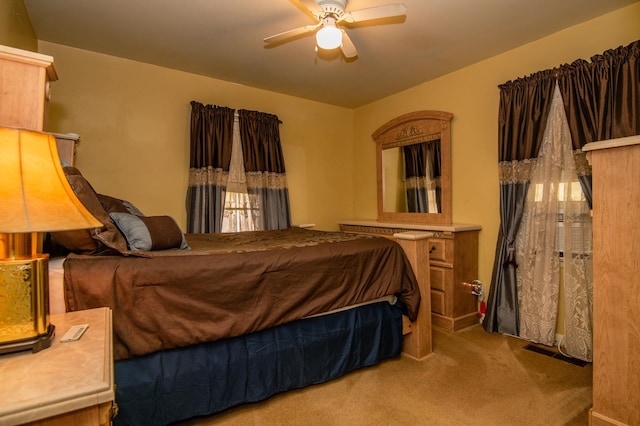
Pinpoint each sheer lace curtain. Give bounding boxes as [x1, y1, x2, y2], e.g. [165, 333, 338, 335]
[221, 114, 261, 232]
[515, 84, 593, 361]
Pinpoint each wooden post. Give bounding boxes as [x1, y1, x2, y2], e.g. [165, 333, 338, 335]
[394, 231, 433, 360]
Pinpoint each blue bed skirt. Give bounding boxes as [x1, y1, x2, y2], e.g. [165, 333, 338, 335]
[113, 301, 404, 425]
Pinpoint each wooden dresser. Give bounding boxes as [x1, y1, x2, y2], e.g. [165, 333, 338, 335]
[340, 220, 481, 331]
[583, 135, 640, 426]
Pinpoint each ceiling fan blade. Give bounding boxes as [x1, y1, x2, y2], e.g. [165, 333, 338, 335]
[264, 24, 320, 44]
[342, 4, 407, 23]
[340, 29, 358, 58]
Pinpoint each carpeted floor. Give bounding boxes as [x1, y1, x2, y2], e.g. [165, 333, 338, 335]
[178, 324, 593, 425]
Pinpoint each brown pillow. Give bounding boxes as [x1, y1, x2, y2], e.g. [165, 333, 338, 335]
[50, 228, 99, 254]
[50, 167, 129, 255]
[98, 194, 144, 216]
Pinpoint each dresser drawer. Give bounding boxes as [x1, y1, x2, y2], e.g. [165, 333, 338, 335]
[428, 239, 453, 264]
[429, 266, 450, 292]
[430, 290, 445, 315]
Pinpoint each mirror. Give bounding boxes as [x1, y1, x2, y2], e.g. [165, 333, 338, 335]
[373, 111, 453, 225]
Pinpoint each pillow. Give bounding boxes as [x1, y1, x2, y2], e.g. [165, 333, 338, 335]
[49, 228, 98, 254]
[50, 167, 129, 255]
[110, 212, 189, 251]
[98, 194, 145, 216]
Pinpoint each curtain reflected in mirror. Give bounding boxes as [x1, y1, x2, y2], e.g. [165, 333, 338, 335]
[382, 140, 441, 213]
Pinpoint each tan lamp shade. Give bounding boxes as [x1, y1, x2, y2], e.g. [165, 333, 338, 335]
[0, 127, 102, 234]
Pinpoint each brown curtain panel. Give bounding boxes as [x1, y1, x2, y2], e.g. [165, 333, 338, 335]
[558, 39, 640, 206]
[238, 109, 291, 230]
[482, 72, 556, 335]
[186, 102, 235, 233]
[559, 40, 640, 145]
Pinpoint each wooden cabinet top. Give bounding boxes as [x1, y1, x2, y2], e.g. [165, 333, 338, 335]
[0, 308, 114, 425]
[339, 220, 481, 233]
[0, 44, 57, 81]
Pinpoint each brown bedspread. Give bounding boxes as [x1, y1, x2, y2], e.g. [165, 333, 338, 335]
[63, 228, 420, 360]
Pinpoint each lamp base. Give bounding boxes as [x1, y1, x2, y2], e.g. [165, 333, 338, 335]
[0, 324, 55, 355]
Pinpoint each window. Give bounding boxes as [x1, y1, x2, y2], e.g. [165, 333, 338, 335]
[220, 115, 261, 233]
[221, 191, 260, 233]
[532, 181, 592, 257]
[532, 181, 584, 203]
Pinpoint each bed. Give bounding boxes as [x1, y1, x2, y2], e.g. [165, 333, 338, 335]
[48, 167, 432, 425]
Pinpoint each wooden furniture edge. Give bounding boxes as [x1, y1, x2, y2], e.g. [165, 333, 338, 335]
[0, 44, 58, 81]
[589, 409, 630, 426]
[582, 134, 640, 152]
[394, 231, 433, 360]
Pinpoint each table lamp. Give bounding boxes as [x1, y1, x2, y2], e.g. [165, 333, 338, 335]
[0, 127, 102, 354]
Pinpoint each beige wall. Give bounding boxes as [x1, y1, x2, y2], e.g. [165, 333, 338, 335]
[0, 0, 37, 50]
[38, 42, 355, 232]
[353, 2, 640, 287]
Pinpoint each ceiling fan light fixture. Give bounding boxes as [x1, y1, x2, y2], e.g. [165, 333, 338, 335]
[316, 20, 342, 50]
[264, 1, 408, 58]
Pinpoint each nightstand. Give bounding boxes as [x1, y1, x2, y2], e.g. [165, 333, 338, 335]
[0, 307, 115, 426]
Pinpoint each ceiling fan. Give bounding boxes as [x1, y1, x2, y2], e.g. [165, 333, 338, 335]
[264, 0, 408, 59]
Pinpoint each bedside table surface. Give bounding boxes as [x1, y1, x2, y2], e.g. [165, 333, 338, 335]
[0, 307, 114, 425]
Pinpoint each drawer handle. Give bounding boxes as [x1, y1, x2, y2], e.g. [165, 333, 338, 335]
[429, 246, 436, 253]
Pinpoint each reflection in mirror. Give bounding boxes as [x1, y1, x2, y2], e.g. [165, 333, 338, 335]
[374, 111, 453, 225]
[382, 147, 405, 211]
[383, 141, 442, 213]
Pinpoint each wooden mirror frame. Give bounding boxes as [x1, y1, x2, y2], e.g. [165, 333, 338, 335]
[373, 110, 453, 225]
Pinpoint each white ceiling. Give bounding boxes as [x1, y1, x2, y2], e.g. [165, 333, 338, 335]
[23, 0, 637, 109]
